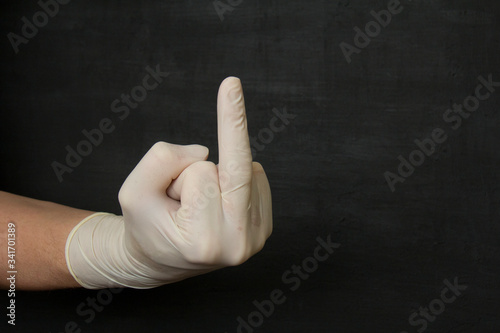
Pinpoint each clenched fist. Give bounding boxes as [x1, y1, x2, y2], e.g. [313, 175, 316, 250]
[65, 77, 273, 289]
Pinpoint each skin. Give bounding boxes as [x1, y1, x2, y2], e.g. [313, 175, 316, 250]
[0, 191, 92, 289]
[0, 77, 271, 290]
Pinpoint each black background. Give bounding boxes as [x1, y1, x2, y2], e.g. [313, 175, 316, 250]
[1, 1, 499, 332]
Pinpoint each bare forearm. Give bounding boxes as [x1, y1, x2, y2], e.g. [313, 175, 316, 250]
[0, 78, 272, 291]
[0, 191, 93, 290]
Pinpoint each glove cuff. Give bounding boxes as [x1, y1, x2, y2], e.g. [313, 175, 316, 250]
[65, 212, 163, 289]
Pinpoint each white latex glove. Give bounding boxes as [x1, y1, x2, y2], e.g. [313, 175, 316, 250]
[65, 77, 273, 289]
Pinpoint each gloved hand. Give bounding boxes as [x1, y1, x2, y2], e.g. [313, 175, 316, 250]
[65, 77, 273, 289]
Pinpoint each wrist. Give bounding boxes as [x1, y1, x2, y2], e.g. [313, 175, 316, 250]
[65, 212, 164, 289]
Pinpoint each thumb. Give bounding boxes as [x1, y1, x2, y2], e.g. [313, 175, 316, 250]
[119, 142, 209, 200]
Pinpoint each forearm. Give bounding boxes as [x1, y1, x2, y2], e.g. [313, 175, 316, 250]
[0, 191, 93, 290]
[0, 77, 272, 291]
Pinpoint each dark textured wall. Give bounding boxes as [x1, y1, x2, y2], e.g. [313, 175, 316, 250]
[1, 1, 499, 332]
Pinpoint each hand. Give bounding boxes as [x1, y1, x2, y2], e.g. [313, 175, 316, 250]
[66, 77, 273, 289]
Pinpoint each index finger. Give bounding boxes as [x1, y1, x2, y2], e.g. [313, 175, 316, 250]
[217, 77, 253, 199]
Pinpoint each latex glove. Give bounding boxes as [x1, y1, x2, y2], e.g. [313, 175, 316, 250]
[65, 77, 273, 289]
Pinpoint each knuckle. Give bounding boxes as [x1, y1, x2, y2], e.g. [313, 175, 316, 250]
[184, 239, 221, 265]
[149, 141, 174, 163]
[187, 161, 219, 182]
[220, 158, 252, 186]
[224, 238, 252, 266]
[190, 160, 214, 172]
[225, 248, 251, 266]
